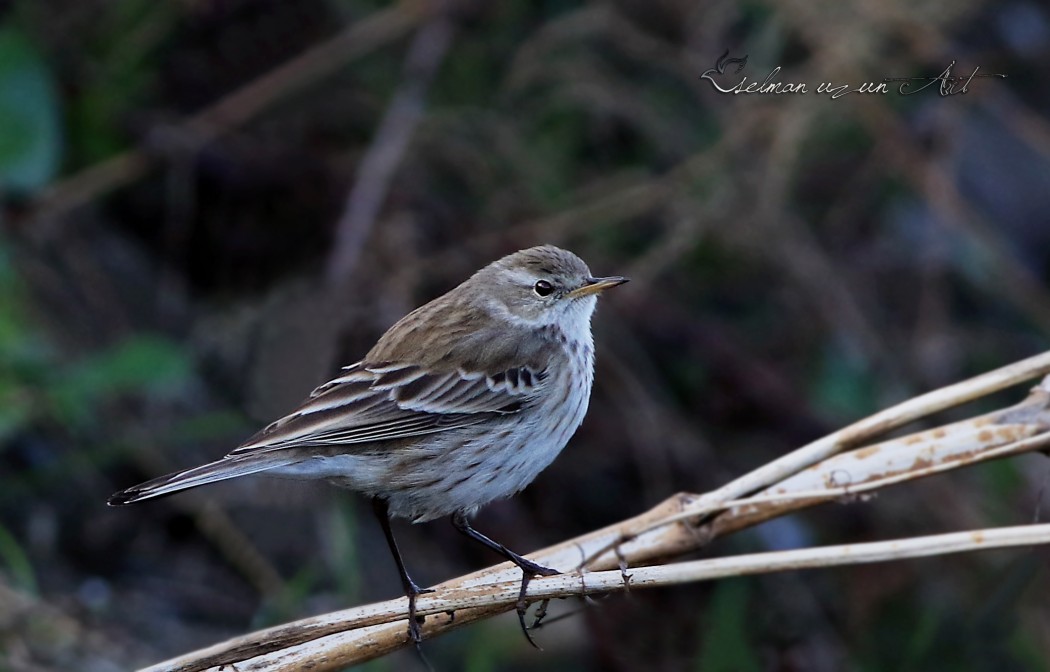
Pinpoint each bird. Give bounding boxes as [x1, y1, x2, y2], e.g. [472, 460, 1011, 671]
[108, 244, 628, 645]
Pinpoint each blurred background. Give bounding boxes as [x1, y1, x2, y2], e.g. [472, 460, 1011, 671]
[1, 0, 1049, 670]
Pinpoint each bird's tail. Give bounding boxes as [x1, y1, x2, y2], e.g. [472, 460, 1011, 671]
[108, 453, 298, 506]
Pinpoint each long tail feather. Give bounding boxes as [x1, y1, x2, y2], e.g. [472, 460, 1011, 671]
[107, 454, 298, 506]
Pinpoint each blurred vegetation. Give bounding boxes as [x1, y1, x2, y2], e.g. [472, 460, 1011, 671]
[0, 0, 1049, 670]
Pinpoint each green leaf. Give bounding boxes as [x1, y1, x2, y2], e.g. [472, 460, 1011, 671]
[809, 341, 878, 421]
[0, 27, 61, 193]
[49, 335, 191, 427]
[328, 497, 363, 600]
[0, 522, 37, 595]
[170, 410, 250, 444]
[696, 580, 762, 672]
[0, 382, 33, 444]
[253, 566, 320, 628]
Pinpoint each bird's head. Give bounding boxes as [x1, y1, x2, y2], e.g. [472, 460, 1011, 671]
[471, 245, 628, 330]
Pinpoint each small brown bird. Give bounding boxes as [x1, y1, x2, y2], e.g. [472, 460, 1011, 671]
[109, 245, 627, 643]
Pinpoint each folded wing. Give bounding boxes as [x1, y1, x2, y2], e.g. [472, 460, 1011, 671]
[229, 361, 547, 454]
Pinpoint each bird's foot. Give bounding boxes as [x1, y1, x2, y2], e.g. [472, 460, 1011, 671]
[406, 582, 436, 644]
[513, 561, 559, 649]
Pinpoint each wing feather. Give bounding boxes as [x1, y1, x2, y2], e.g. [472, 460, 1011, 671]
[230, 361, 545, 455]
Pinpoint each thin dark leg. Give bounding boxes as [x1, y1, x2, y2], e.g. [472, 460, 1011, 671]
[450, 512, 559, 648]
[372, 497, 433, 645]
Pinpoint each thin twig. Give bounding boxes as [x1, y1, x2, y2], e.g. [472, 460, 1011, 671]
[31, 0, 435, 231]
[588, 377, 1050, 558]
[261, 523, 1050, 623]
[325, 15, 457, 285]
[141, 522, 1050, 672]
[685, 350, 1050, 512]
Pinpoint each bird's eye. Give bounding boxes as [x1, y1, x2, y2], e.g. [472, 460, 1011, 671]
[533, 280, 555, 297]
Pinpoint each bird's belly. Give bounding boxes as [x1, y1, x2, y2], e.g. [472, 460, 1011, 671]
[270, 375, 592, 523]
[392, 414, 582, 521]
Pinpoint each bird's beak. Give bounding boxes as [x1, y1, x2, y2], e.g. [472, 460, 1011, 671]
[567, 275, 630, 298]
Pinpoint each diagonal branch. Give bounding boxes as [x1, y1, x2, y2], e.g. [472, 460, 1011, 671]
[325, 14, 457, 285]
[136, 351, 1050, 671]
[31, 0, 436, 230]
[148, 521, 1050, 672]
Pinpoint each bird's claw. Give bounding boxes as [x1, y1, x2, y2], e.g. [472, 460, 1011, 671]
[514, 564, 559, 650]
[406, 584, 435, 644]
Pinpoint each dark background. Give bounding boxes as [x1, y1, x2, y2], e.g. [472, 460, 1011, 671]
[1, 0, 1050, 670]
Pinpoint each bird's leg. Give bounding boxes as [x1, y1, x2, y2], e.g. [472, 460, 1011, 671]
[450, 512, 559, 648]
[373, 497, 433, 645]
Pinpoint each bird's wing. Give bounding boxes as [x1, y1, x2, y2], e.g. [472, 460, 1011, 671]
[228, 361, 547, 454]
